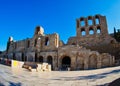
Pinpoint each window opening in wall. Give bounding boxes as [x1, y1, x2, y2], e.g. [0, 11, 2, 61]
[15, 42, 17, 49]
[96, 18, 99, 24]
[34, 39, 37, 47]
[22, 53, 24, 61]
[35, 53, 37, 62]
[45, 37, 49, 46]
[72, 43, 76, 45]
[88, 19, 93, 25]
[95, 15, 99, 24]
[27, 40, 30, 48]
[47, 56, 53, 70]
[80, 21, 85, 27]
[89, 28, 94, 35]
[39, 56, 43, 63]
[97, 26, 101, 34]
[81, 29, 86, 36]
[62, 56, 71, 70]
[13, 53, 16, 60]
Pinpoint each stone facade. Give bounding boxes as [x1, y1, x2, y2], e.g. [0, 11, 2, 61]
[0, 14, 117, 70]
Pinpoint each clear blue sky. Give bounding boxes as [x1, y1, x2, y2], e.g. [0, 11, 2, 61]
[0, 0, 120, 51]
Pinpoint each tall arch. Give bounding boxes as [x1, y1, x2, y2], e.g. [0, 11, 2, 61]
[45, 37, 49, 46]
[34, 39, 37, 47]
[47, 56, 53, 69]
[89, 54, 97, 69]
[39, 56, 43, 63]
[21, 53, 24, 61]
[97, 26, 101, 34]
[35, 53, 37, 62]
[81, 28, 86, 36]
[95, 15, 100, 24]
[61, 56, 71, 70]
[88, 16, 93, 25]
[27, 40, 30, 48]
[101, 54, 110, 68]
[80, 17, 85, 26]
[13, 53, 16, 60]
[89, 27, 94, 35]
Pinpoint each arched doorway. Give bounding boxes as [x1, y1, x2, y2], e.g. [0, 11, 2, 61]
[62, 56, 71, 70]
[47, 56, 53, 69]
[39, 56, 43, 63]
[89, 54, 97, 69]
[35, 53, 37, 62]
[21, 53, 24, 61]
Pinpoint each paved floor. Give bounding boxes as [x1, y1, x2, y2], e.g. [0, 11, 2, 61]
[0, 64, 120, 86]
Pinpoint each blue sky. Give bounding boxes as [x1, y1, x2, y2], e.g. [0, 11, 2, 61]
[0, 0, 120, 51]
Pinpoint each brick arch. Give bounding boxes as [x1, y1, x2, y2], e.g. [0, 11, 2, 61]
[81, 28, 86, 36]
[80, 17, 85, 21]
[95, 15, 100, 25]
[101, 54, 110, 68]
[97, 26, 101, 34]
[88, 16, 93, 19]
[38, 56, 43, 63]
[89, 27, 94, 35]
[47, 55, 53, 69]
[89, 54, 97, 69]
[76, 55, 84, 70]
[80, 17, 85, 27]
[61, 55, 71, 70]
[88, 16, 93, 25]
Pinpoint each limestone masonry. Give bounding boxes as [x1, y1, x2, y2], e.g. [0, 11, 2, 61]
[1, 14, 120, 70]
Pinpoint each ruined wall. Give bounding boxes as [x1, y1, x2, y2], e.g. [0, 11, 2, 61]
[68, 14, 116, 46]
[7, 26, 60, 53]
[58, 45, 114, 70]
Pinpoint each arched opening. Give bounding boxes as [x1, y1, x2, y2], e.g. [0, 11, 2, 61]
[110, 40, 115, 44]
[35, 53, 37, 62]
[45, 37, 49, 46]
[34, 39, 37, 47]
[89, 54, 97, 69]
[72, 43, 76, 45]
[21, 53, 24, 61]
[97, 26, 101, 34]
[80, 18, 85, 27]
[47, 56, 53, 69]
[101, 54, 110, 68]
[81, 28, 86, 36]
[89, 27, 94, 35]
[13, 53, 16, 60]
[62, 56, 71, 70]
[88, 19, 93, 25]
[80, 21, 85, 27]
[88, 16, 93, 25]
[27, 40, 30, 48]
[39, 56, 43, 63]
[95, 15, 100, 24]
